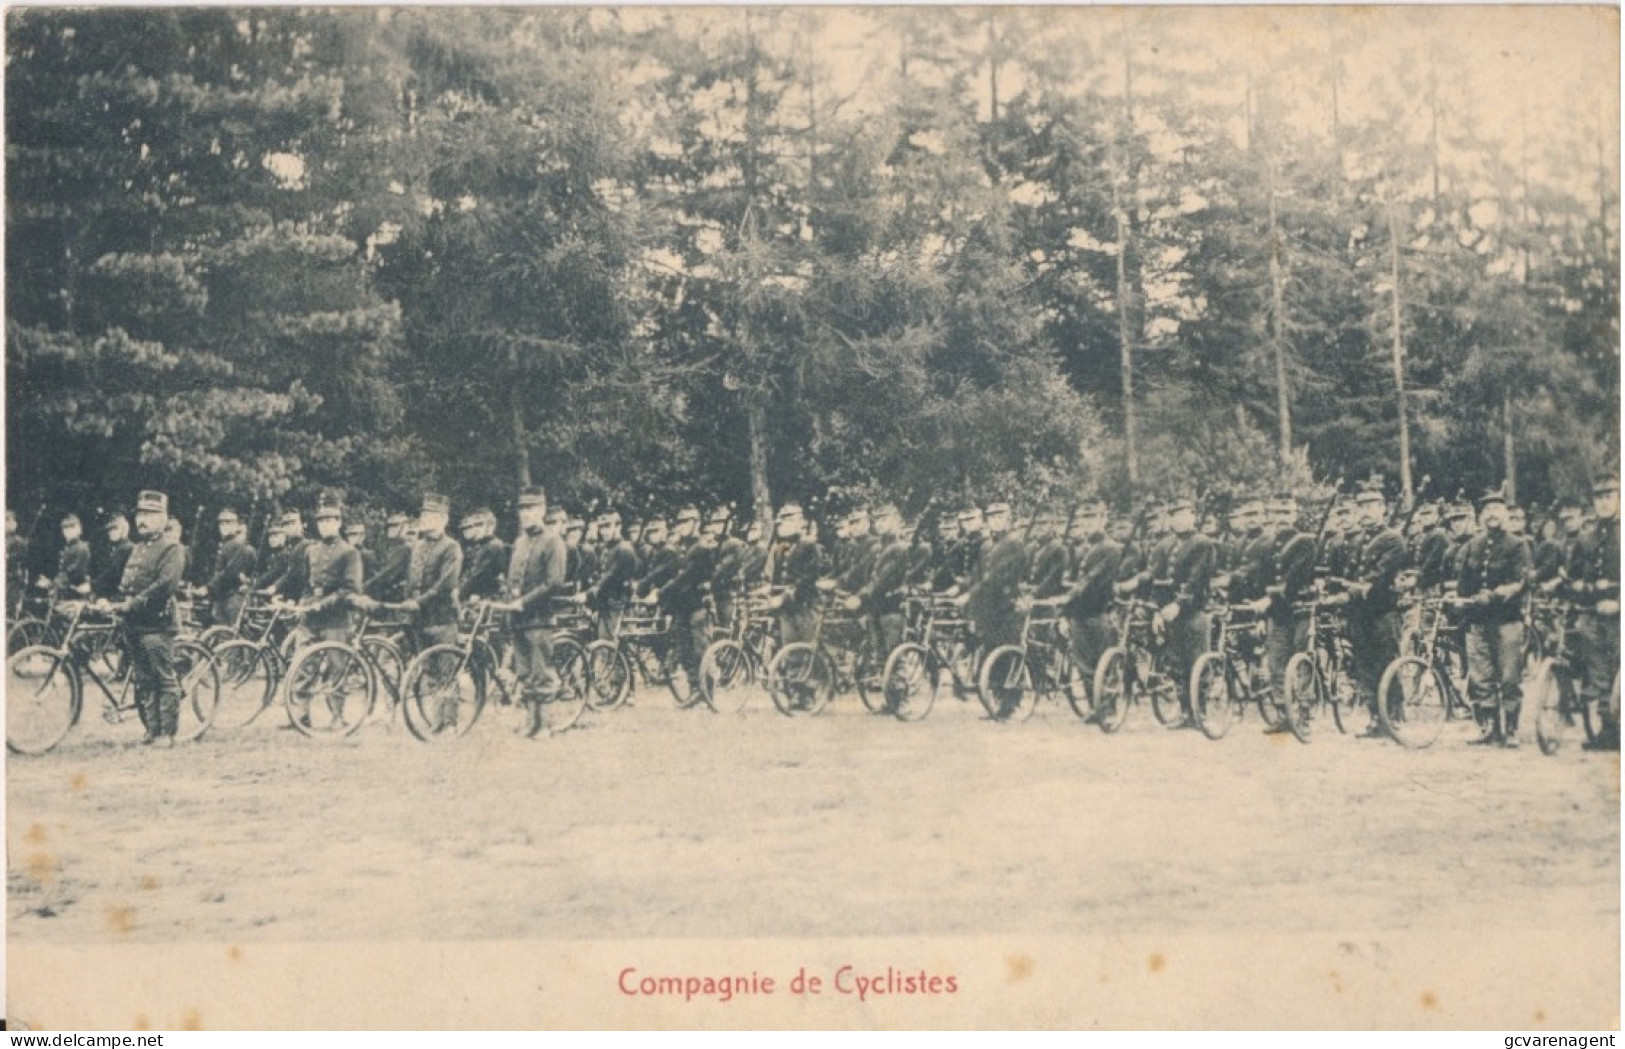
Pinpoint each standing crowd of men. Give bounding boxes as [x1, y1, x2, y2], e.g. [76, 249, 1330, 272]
[6, 473, 1620, 749]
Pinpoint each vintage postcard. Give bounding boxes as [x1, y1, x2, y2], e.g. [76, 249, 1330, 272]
[5, 4, 1619, 1030]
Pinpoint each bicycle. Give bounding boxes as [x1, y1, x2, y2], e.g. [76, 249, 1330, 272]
[399, 599, 506, 740]
[584, 599, 701, 712]
[1376, 592, 1503, 748]
[207, 596, 302, 729]
[879, 589, 983, 722]
[1189, 596, 1271, 741]
[7, 601, 220, 755]
[1091, 597, 1185, 733]
[698, 588, 782, 714]
[764, 581, 884, 717]
[481, 599, 593, 736]
[1279, 582, 1361, 743]
[976, 590, 1092, 724]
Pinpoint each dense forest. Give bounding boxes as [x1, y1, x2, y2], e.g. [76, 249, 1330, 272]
[7, 7, 1619, 535]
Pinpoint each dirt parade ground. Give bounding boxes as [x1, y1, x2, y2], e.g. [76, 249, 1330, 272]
[8, 684, 1620, 1028]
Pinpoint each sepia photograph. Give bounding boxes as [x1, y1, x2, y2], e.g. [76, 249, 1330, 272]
[4, 4, 1620, 1031]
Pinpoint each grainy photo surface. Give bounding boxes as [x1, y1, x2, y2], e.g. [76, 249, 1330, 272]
[5, 4, 1620, 1030]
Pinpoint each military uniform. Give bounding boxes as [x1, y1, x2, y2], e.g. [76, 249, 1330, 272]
[54, 527, 91, 600]
[770, 530, 826, 646]
[1456, 502, 1531, 741]
[405, 512, 463, 650]
[854, 525, 911, 658]
[92, 529, 135, 600]
[1063, 525, 1123, 692]
[1028, 532, 1071, 601]
[205, 525, 256, 628]
[507, 490, 569, 699]
[966, 512, 1029, 651]
[297, 519, 363, 644]
[591, 534, 640, 638]
[1345, 510, 1409, 719]
[367, 524, 414, 603]
[658, 534, 718, 687]
[1264, 519, 1318, 695]
[117, 492, 185, 742]
[459, 531, 509, 604]
[1570, 504, 1620, 732]
[1162, 520, 1217, 715]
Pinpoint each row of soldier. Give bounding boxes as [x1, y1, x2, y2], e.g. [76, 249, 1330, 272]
[7, 476, 1619, 747]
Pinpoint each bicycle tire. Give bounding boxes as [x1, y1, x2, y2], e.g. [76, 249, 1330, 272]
[1190, 652, 1235, 741]
[1092, 647, 1130, 734]
[197, 625, 237, 651]
[585, 640, 633, 711]
[1377, 655, 1447, 749]
[1325, 650, 1362, 735]
[7, 617, 47, 656]
[361, 635, 406, 719]
[699, 638, 754, 714]
[1282, 651, 1320, 744]
[6, 645, 81, 755]
[661, 639, 704, 710]
[1530, 658, 1571, 756]
[172, 639, 221, 743]
[1058, 648, 1094, 723]
[400, 643, 484, 742]
[283, 641, 375, 740]
[212, 640, 276, 729]
[528, 636, 590, 737]
[855, 639, 889, 715]
[766, 643, 834, 717]
[977, 645, 1035, 723]
[1149, 663, 1186, 729]
[883, 642, 937, 722]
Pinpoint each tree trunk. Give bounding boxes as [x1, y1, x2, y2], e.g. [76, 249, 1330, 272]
[1267, 155, 1292, 461]
[508, 342, 532, 490]
[1385, 199, 1413, 506]
[748, 399, 772, 537]
[1114, 182, 1137, 493]
[1504, 389, 1517, 504]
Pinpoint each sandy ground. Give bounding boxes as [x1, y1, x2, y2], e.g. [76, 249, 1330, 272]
[9, 678, 1619, 950]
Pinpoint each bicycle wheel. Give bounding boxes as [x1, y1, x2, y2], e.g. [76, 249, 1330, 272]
[7, 646, 80, 755]
[1190, 652, 1236, 741]
[212, 640, 275, 729]
[283, 641, 375, 739]
[1326, 652, 1363, 735]
[855, 641, 889, 715]
[1149, 661, 1186, 729]
[699, 638, 754, 714]
[401, 644, 484, 741]
[585, 640, 633, 711]
[977, 645, 1034, 723]
[1530, 659, 1572, 756]
[883, 642, 937, 722]
[172, 640, 220, 743]
[1377, 655, 1447, 749]
[1092, 647, 1130, 734]
[529, 637, 590, 737]
[1282, 651, 1320, 744]
[661, 640, 703, 710]
[766, 643, 834, 717]
[7, 617, 47, 656]
[361, 636, 406, 719]
[1058, 650, 1094, 723]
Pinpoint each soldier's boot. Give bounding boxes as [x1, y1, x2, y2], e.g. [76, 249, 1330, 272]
[156, 690, 182, 747]
[134, 690, 159, 744]
[1503, 693, 1522, 749]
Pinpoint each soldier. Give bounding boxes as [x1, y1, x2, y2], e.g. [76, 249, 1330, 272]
[584, 509, 639, 639]
[766, 503, 825, 645]
[205, 508, 256, 629]
[960, 501, 1029, 657]
[647, 504, 719, 693]
[1342, 484, 1409, 737]
[91, 513, 134, 601]
[163, 516, 189, 581]
[708, 507, 746, 633]
[366, 512, 415, 602]
[1569, 477, 1620, 749]
[736, 515, 769, 593]
[100, 491, 185, 746]
[290, 495, 363, 650]
[637, 514, 683, 597]
[253, 516, 291, 593]
[1224, 495, 1274, 603]
[42, 512, 91, 602]
[923, 513, 961, 593]
[1027, 507, 1071, 601]
[502, 486, 568, 701]
[342, 520, 372, 586]
[458, 508, 508, 604]
[1532, 503, 1575, 589]
[836, 507, 878, 594]
[564, 516, 594, 590]
[1157, 497, 1217, 723]
[843, 502, 911, 661]
[1062, 500, 1123, 701]
[1442, 500, 1477, 582]
[1263, 494, 1318, 712]
[400, 493, 462, 651]
[948, 506, 986, 594]
[259, 510, 309, 600]
[1407, 500, 1451, 594]
[1455, 489, 1532, 747]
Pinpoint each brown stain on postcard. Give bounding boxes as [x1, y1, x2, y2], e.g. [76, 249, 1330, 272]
[1420, 990, 1438, 1010]
[1005, 954, 1034, 982]
[1148, 953, 1166, 974]
[106, 904, 137, 936]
